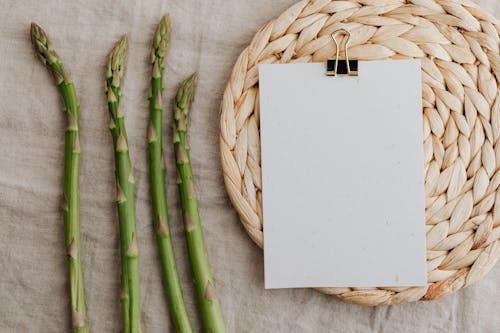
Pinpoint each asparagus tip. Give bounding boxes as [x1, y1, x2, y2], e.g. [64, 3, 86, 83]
[159, 14, 171, 37]
[119, 34, 128, 47]
[30, 22, 44, 44]
[115, 34, 128, 60]
[151, 14, 171, 70]
[176, 72, 198, 109]
[30, 22, 60, 68]
[107, 35, 128, 79]
[154, 14, 171, 49]
[30, 22, 50, 56]
[106, 35, 128, 97]
[188, 71, 198, 81]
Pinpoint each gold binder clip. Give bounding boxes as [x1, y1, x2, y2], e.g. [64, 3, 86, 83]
[326, 29, 358, 76]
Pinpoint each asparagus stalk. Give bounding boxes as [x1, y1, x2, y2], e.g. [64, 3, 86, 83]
[30, 23, 89, 333]
[148, 15, 194, 333]
[105, 35, 142, 333]
[173, 74, 226, 333]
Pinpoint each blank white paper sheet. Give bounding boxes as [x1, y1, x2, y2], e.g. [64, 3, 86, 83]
[259, 60, 427, 289]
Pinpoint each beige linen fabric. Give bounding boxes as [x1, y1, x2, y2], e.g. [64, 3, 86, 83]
[0, 0, 499, 332]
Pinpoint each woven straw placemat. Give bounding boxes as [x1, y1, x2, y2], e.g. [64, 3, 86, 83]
[220, 0, 500, 305]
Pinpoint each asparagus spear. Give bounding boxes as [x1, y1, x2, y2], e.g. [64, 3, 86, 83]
[105, 35, 142, 333]
[30, 23, 89, 333]
[173, 74, 226, 333]
[148, 15, 194, 333]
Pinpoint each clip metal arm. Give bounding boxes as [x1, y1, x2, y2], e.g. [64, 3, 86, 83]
[326, 29, 358, 77]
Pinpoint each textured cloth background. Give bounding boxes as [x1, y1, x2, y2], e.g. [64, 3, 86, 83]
[1, 0, 499, 332]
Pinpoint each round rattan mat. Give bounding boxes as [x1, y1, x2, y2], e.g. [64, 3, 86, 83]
[220, 0, 500, 305]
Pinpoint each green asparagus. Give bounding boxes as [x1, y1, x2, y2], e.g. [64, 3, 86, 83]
[173, 73, 226, 333]
[105, 35, 142, 333]
[30, 22, 89, 333]
[148, 15, 194, 333]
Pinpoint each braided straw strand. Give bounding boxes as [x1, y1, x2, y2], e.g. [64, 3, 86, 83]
[220, 0, 500, 306]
